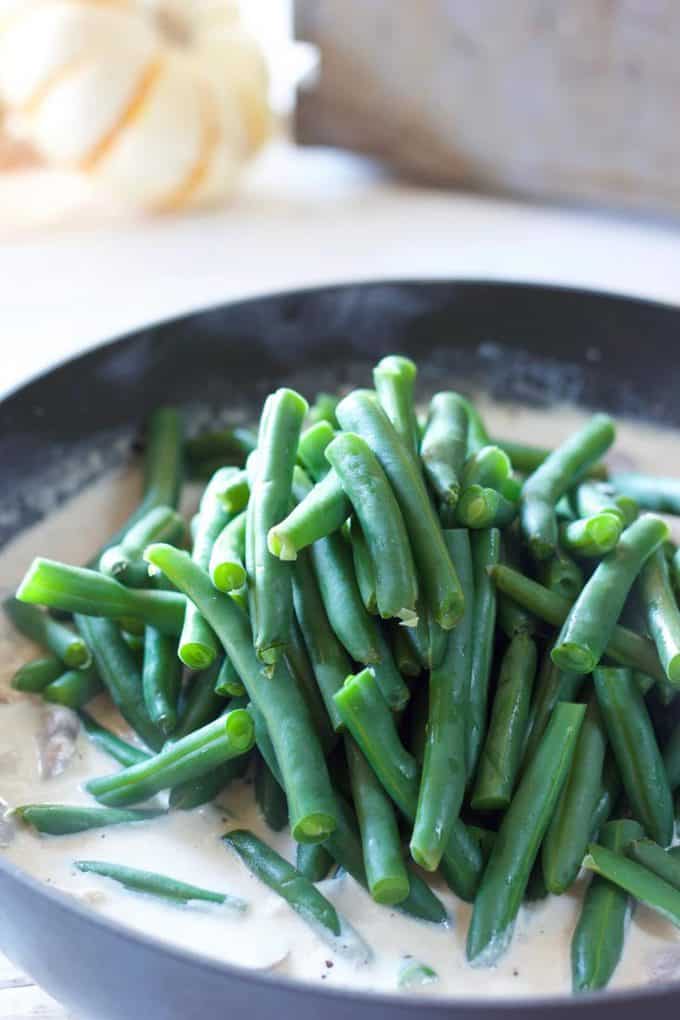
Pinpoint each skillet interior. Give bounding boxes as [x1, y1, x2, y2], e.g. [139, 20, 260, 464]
[0, 280, 679, 1020]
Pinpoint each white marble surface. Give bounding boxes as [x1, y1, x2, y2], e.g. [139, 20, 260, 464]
[0, 141, 680, 1018]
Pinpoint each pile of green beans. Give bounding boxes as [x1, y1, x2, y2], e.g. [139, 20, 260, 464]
[9, 361, 680, 994]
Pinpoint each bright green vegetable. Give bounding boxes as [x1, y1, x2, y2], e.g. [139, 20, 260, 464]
[285, 618, 337, 756]
[411, 530, 472, 868]
[560, 512, 623, 558]
[325, 431, 419, 625]
[467, 528, 500, 779]
[75, 860, 246, 910]
[594, 666, 674, 847]
[610, 473, 680, 516]
[169, 754, 249, 811]
[99, 505, 185, 588]
[420, 392, 468, 512]
[209, 510, 247, 593]
[4, 598, 90, 668]
[336, 390, 464, 629]
[142, 627, 181, 736]
[296, 842, 334, 882]
[373, 355, 420, 458]
[345, 736, 409, 904]
[520, 414, 616, 560]
[466, 702, 585, 965]
[255, 755, 288, 832]
[542, 696, 607, 894]
[664, 721, 680, 790]
[583, 842, 680, 930]
[571, 819, 644, 992]
[461, 445, 512, 492]
[537, 548, 583, 601]
[493, 438, 607, 480]
[87, 709, 254, 807]
[456, 485, 517, 529]
[214, 656, 246, 698]
[16, 560, 186, 636]
[391, 625, 421, 677]
[267, 470, 350, 561]
[348, 517, 377, 614]
[298, 421, 334, 481]
[589, 752, 623, 839]
[573, 481, 637, 527]
[639, 548, 680, 686]
[173, 662, 225, 742]
[223, 829, 369, 961]
[398, 959, 438, 989]
[522, 651, 584, 768]
[217, 469, 249, 514]
[11, 656, 63, 693]
[185, 425, 257, 467]
[144, 544, 337, 843]
[43, 666, 102, 709]
[472, 632, 537, 812]
[79, 710, 149, 768]
[15, 805, 161, 835]
[627, 838, 680, 891]
[488, 564, 667, 683]
[307, 393, 339, 429]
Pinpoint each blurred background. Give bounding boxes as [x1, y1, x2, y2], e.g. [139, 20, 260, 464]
[1, 0, 679, 397]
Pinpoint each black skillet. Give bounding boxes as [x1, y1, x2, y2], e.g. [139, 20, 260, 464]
[0, 281, 678, 1020]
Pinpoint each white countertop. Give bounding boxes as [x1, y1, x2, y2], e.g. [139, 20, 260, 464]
[2, 141, 680, 400]
[1, 141, 680, 1019]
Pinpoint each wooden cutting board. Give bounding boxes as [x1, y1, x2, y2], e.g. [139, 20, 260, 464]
[295, 0, 680, 212]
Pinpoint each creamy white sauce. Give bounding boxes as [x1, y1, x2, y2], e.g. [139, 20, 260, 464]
[1, 400, 680, 999]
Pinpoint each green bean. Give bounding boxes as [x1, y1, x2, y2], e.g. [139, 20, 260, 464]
[216, 469, 249, 514]
[472, 632, 537, 813]
[323, 794, 448, 924]
[43, 666, 102, 709]
[398, 960, 438, 989]
[16, 560, 186, 636]
[169, 753, 249, 810]
[627, 838, 680, 891]
[223, 829, 369, 961]
[610, 473, 680, 515]
[466, 702, 585, 965]
[291, 551, 352, 730]
[345, 735, 409, 905]
[267, 470, 350, 561]
[75, 860, 246, 910]
[411, 530, 472, 868]
[298, 421, 334, 481]
[87, 709, 254, 807]
[90, 407, 183, 566]
[142, 627, 181, 737]
[537, 548, 584, 601]
[571, 819, 644, 992]
[560, 513, 623, 559]
[325, 432, 419, 625]
[521, 414, 616, 560]
[348, 517, 377, 614]
[99, 506, 185, 588]
[489, 564, 667, 683]
[79, 711, 149, 768]
[467, 528, 500, 779]
[420, 392, 468, 510]
[664, 721, 680, 790]
[522, 651, 584, 768]
[173, 662, 224, 742]
[460, 397, 491, 454]
[209, 510, 247, 593]
[144, 544, 337, 842]
[214, 655, 246, 698]
[553, 515, 669, 674]
[594, 666, 673, 846]
[391, 625, 421, 677]
[250, 389, 308, 666]
[11, 656, 63, 693]
[310, 528, 381, 664]
[589, 752, 622, 839]
[467, 825, 497, 864]
[542, 696, 607, 894]
[573, 481, 638, 528]
[639, 548, 680, 686]
[456, 485, 518, 529]
[285, 618, 337, 755]
[15, 805, 161, 836]
[524, 863, 548, 903]
[74, 615, 163, 751]
[461, 445, 512, 492]
[179, 467, 235, 669]
[121, 630, 145, 659]
[4, 598, 90, 668]
[333, 668, 483, 901]
[671, 548, 680, 599]
[583, 842, 680, 929]
[255, 755, 288, 832]
[246, 702, 284, 790]
[307, 392, 339, 428]
[336, 390, 464, 629]
[493, 438, 608, 480]
[296, 842, 334, 882]
[185, 425, 257, 467]
[407, 683, 428, 765]
[497, 527, 535, 639]
[373, 355, 420, 459]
